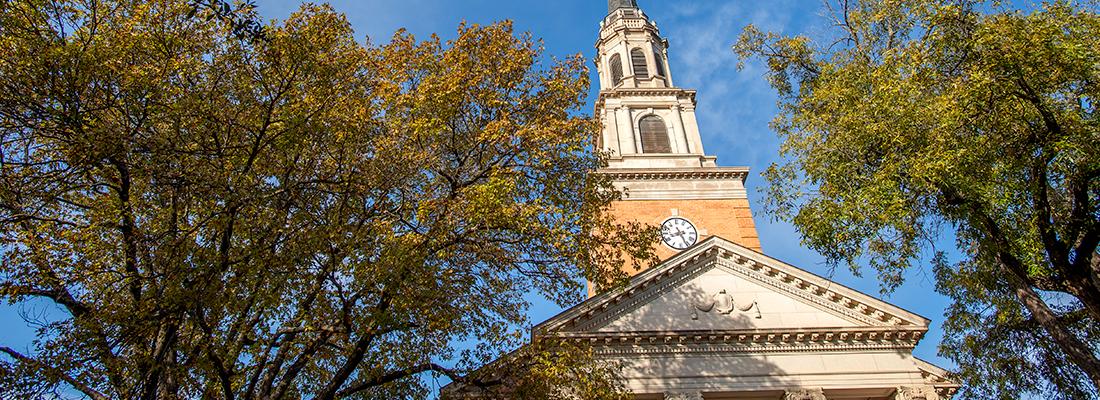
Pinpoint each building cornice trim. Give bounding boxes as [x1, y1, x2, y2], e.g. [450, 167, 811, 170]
[597, 167, 749, 182]
[598, 88, 696, 100]
[547, 326, 927, 353]
[533, 238, 931, 336]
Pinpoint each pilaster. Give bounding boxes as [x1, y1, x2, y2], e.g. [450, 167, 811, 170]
[603, 106, 621, 155]
[670, 104, 689, 153]
[614, 105, 636, 154]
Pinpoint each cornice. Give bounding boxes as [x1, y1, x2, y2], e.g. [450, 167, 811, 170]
[915, 357, 961, 393]
[715, 255, 892, 327]
[596, 167, 749, 182]
[534, 238, 930, 337]
[712, 248, 927, 326]
[572, 257, 717, 332]
[546, 327, 927, 355]
[598, 88, 696, 100]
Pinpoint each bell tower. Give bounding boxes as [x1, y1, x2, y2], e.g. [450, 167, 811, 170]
[594, 1, 761, 276]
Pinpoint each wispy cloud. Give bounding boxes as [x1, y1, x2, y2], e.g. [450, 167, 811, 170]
[651, 0, 820, 168]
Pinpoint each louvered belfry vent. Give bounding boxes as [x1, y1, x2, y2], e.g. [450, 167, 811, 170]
[610, 54, 624, 85]
[630, 48, 649, 79]
[639, 116, 671, 153]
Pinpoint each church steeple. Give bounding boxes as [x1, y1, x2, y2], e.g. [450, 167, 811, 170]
[591, 0, 762, 285]
[594, 0, 700, 159]
[608, 0, 638, 12]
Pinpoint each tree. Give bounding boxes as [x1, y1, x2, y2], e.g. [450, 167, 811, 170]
[735, 0, 1099, 398]
[0, 0, 653, 398]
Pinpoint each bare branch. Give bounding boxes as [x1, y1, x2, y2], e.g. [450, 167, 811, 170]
[0, 346, 110, 400]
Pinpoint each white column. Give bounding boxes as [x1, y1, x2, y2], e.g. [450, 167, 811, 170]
[680, 105, 705, 155]
[662, 47, 674, 86]
[631, 108, 644, 154]
[603, 106, 621, 156]
[615, 106, 637, 154]
[671, 105, 689, 153]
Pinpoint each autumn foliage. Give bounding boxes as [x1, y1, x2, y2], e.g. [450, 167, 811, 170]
[737, 0, 1100, 397]
[0, 0, 652, 398]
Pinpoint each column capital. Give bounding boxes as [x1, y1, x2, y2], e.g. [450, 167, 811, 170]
[664, 391, 703, 400]
[894, 386, 941, 400]
[784, 388, 826, 400]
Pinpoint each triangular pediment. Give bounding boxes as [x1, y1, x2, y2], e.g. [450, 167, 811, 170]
[535, 237, 929, 336]
[596, 266, 860, 332]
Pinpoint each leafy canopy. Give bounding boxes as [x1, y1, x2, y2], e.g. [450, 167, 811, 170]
[0, 0, 653, 398]
[736, 0, 1100, 398]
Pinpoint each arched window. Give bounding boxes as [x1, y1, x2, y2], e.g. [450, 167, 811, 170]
[609, 54, 624, 85]
[630, 48, 649, 79]
[653, 51, 666, 77]
[639, 115, 671, 153]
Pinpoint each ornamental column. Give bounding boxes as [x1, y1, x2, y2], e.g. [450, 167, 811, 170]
[784, 388, 827, 400]
[894, 386, 941, 400]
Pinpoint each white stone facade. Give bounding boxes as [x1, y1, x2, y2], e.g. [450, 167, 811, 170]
[533, 238, 959, 399]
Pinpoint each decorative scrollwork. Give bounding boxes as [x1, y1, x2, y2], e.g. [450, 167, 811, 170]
[664, 391, 703, 400]
[895, 386, 941, 400]
[691, 289, 761, 320]
[783, 388, 826, 400]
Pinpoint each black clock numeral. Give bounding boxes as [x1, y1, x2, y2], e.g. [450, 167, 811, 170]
[660, 217, 698, 250]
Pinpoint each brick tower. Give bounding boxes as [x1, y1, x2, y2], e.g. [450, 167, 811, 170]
[594, 2, 761, 277]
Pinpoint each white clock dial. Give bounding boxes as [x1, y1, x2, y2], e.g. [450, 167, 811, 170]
[660, 217, 698, 250]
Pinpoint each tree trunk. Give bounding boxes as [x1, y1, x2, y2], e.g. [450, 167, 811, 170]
[1065, 276, 1100, 322]
[1001, 255, 1100, 391]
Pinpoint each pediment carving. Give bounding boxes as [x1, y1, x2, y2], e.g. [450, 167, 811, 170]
[534, 238, 929, 337]
[690, 289, 761, 320]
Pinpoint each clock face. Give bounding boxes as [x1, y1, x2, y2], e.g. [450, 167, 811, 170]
[660, 217, 698, 250]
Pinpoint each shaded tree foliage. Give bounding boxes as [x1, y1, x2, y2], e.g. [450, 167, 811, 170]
[439, 340, 631, 400]
[736, 0, 1099, 398]
[0, 0, 654, 398]
[186, 0, 266, 41]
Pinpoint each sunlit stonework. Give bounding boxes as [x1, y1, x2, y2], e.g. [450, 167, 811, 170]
[445, 2, 958, 398]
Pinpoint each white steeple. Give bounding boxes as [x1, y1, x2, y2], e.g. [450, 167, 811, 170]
[594, 1, 714, 169]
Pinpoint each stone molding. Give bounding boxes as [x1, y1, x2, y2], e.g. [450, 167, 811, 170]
[784, 388, 826, 400]
[716, 255, 899, 327]
[569, 257, 716, 332]
[597, 88, 697, 100]
[534, 238, 927, 336]
[914, 358, 959, 395]
[550, 327, 926, 355]
[597, 167, 748, 182]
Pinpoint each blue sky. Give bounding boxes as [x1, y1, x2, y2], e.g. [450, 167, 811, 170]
[247, 0, 953, 376]
[0, 0, 957, 393]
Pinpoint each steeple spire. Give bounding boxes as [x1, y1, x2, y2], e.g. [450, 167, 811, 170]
[608, 0, 638, 12]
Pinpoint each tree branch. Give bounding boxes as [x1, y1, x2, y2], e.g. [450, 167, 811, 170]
[0, 346, 110, 400]
[5, 285, 90, 317]
[335, 363, 468, 398]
